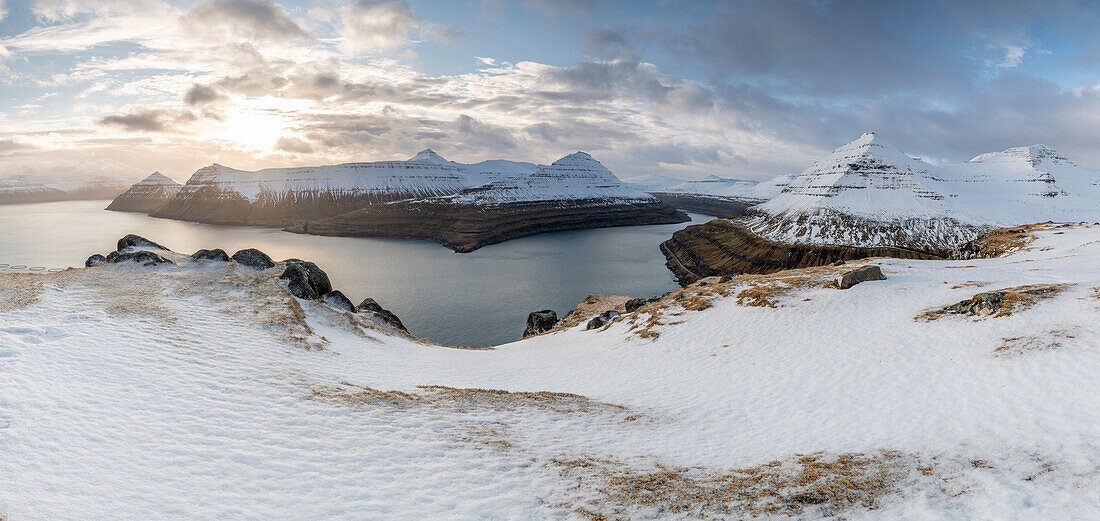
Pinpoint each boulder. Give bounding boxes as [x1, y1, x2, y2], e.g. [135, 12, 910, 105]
[117, 234, 167, 252]
[231, 248, 275, 270]
[624, 298, 646, 313]
[191, 248, 230, 262]
[85, 254, 106, 267]
[523, 309, 558, 337]
[283, 259, 332, 295]
[833, 265, 886, 290]
[105, 250, 173, 266]
[832, 259, 847, 266]
[947, 291, 1006, 317]
[279, 264, 321, 299]
[586, 310, 621, 330]
[357, 298, 407, 331]
[322, 290, 356, 312]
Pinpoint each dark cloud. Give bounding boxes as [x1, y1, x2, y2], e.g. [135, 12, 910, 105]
[184, 84, 228, 106]
[582, 28, 635, 61]
[183, 0, 310, 42]
[98, 108, 201, 132]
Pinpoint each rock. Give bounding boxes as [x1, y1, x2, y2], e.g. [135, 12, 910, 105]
[719, 275, 733, 283]
[283, 259, 332, 295]
[586, 310, 621, 330]
[832, 259, 847, 266]
[833, 265, 886, 290]
[231, 248, 274, 270]
[624, 298, 646, 313]
[279, 264, 326, 300]
[523, 309, 558, 337]
[117, 234, 167, 252]
[947, 291, 1005, 317]
[357, 298, 407, 331]
[105, 250, 173, 266]
[322, 290, 356, 312]
[85, 254, 106, 267]
[191, 248, 230, 262]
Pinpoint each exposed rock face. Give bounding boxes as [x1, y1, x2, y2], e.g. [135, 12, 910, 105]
[191, 249, 230, 262]
[833, 265, 886, 289]
[523, 310, 558, 337]
[117, 234, 167, 252]
[660, 219, 940, 285]
[288, 198, 688, 252]
[282, 260, 332, 295]
[105, 250, 173, 266]
[231, 249, 274, 270]
[624, 298, 646, 312]
[322, 290, 356, 312]
[357, 298, 407, 331]
[85, 254, 106, 267]
[586, 310, 621, 330]
[106, 172, 182, 214]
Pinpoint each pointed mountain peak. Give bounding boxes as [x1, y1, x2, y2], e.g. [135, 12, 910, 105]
[137, 171, 181, 186]
[551, 151, 600, 166]
[409, 149, 447, 164]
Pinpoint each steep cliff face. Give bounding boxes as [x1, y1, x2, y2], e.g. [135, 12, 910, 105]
[106, 172, 183, 213]
[660, 219, 941, 284]
[287, 152, 689, 251]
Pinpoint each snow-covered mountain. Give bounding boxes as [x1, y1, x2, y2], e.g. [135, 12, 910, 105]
[152, 149, 655, 226]
[0, 174, 133, 204]
[286, 152, 688, 252]
[106, 172, 183, 213]
[742, 132, 1100, 253]
[621, 173, 685, 192]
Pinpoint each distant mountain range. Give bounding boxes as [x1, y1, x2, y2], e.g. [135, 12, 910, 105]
[110, 150, 688, 252]
[0, 174, 134, 204]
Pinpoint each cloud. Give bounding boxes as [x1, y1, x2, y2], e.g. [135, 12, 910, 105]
[98, 108, 198, 132]
[184, 84, 228, 106]
[0, 138, 29, 152]
[582, 28, 635, 61]
[339, 0, 421, 53]
[524, 0, 601, 17]
[182, 0, 310, 42]
[422, 23, 465, 44]
[0, 0, 7, 22]
[274, 136, 313, 154]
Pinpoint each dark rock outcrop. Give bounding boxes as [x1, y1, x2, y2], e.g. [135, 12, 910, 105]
[660, 219, 942, 285]
[191, 249, 230, 262]
[287, 199, 689, 253]
[357, 298, 407, 331]
[231, 249, 274, 270]
[523, 310, 558, 337]
[833, 265, 886, 289]
[278, 261, 333, 300]
[117, 234, 167, 252]
[624, 298, 646, 313]
[322, 290, 356, 312]
[105, 250, 173, 266]
[85, 254, 106, 267]
[586, 310, 621, 330]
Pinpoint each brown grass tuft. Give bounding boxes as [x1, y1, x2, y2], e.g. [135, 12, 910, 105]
[995, 329, 1075, 357]
[918, 284, 1073, 321]
[549, 450, 918, 519]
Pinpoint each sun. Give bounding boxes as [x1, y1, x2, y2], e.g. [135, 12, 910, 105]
[207, 97, 306, 151]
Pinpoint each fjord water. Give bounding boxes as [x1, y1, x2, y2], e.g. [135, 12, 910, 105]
[0, 200, 707, 347]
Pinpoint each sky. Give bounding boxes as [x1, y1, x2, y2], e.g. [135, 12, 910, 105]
[2, 0, 1100, 183]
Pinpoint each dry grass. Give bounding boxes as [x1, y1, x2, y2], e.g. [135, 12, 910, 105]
[0, 273, 44, 311]
[451, 422, 516, 451]
[918, 284, 1073, 321]
[956, 224, 1047, 258]
[995, 329, 1076, 357]
[311, 381, 636, 417]
[549, 450, 920, 519]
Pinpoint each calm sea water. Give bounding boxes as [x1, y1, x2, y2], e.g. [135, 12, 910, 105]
[0, 200, 708, 347]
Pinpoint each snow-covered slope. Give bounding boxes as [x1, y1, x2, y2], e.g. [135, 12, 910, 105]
[1, 225, 1098, 519]
[662, 174, 795, 203]
[744, 133, 1100, 252]
[106, 172, 183, 213]
[445, 152, 655, 206]
[621, 173, 685, 192]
